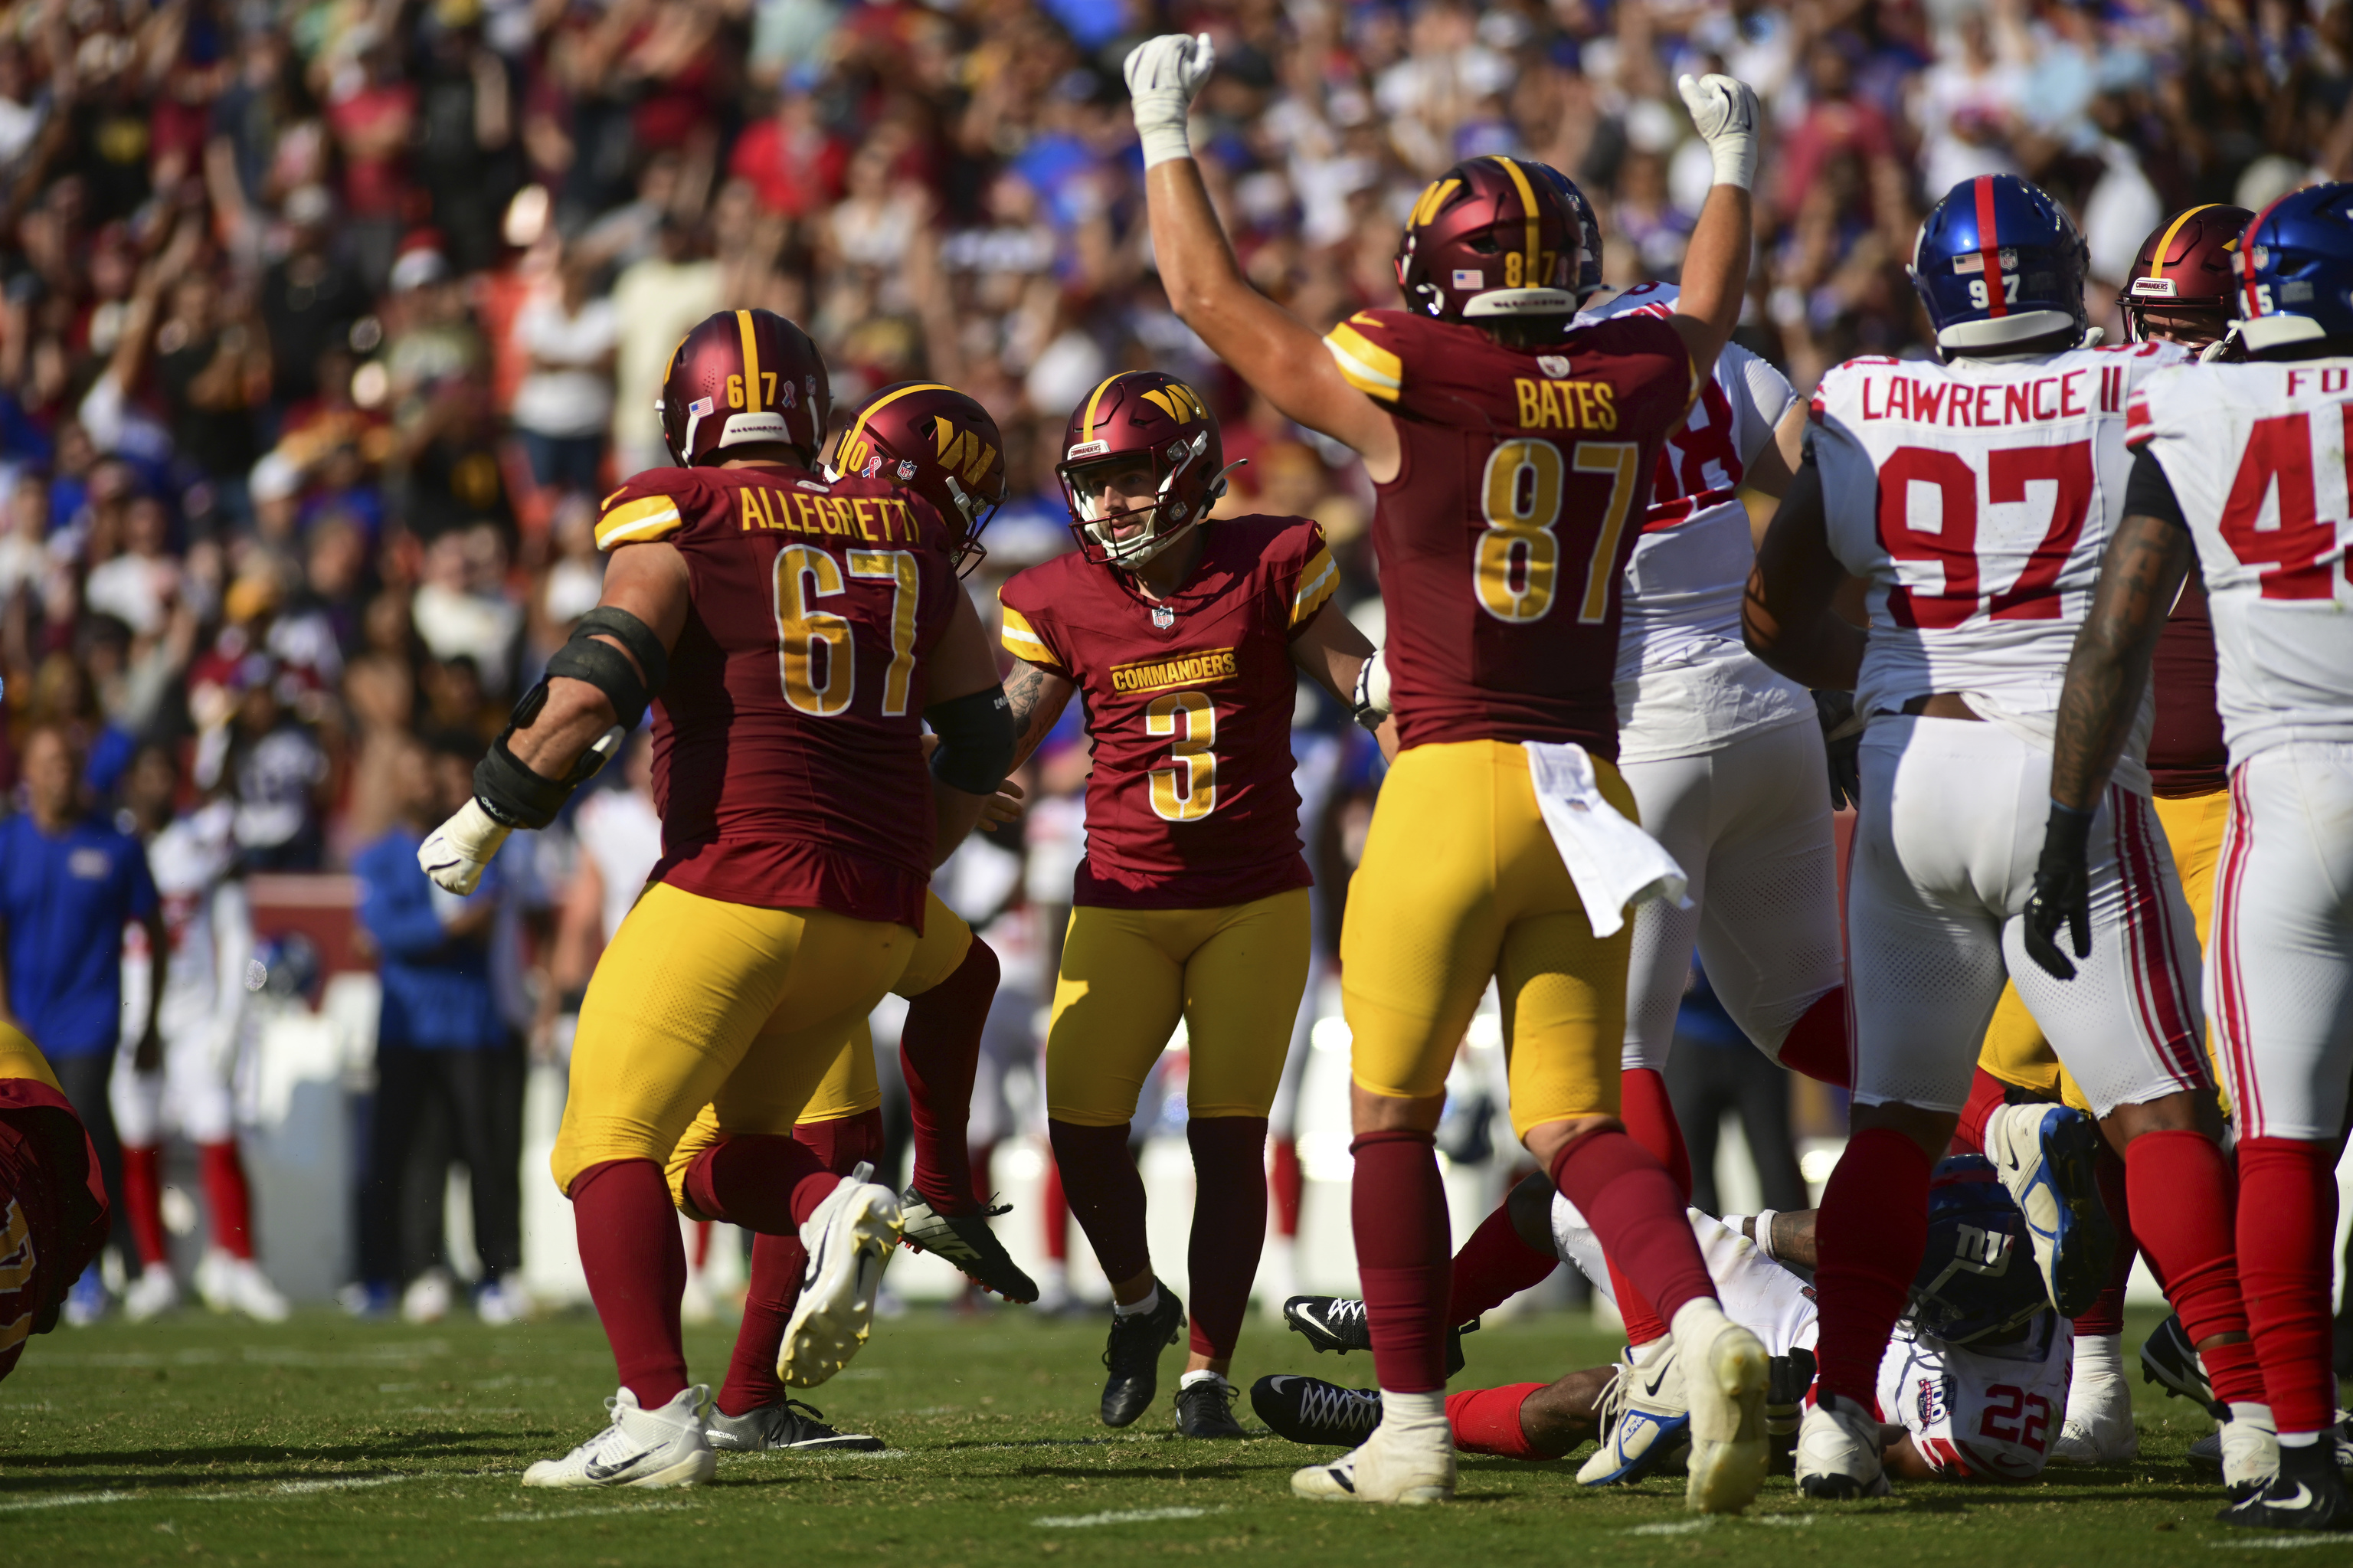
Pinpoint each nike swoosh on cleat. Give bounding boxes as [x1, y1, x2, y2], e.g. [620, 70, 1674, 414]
[1642, 1367, 1671, 1398]
[582, 1448, 653, 1481]
[2279, 1484, 2315, 1511]
[1328, 1468, 1355, 1494]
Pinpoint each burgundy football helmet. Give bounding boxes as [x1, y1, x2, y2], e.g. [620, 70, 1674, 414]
[657, 308, 830, 467]
[1396, 155, 1585, 322]
[833, 381, 1009, 575]
[1055, 371, 1237, 571]
[2117, 205, 2252, 350]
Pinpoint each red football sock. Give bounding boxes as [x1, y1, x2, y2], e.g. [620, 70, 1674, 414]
[1446, 1383, 1552, 1460]
[1951, 1069, 2011, 1157]
[570, 1159, 689, 1406]
[1049, 1120, 1150, 1285]
[1811, 1127, 1932, 1406]
[1353, 1129, 1452, 1393]
[2072, 1142, 2135, 1338]
[119, 1143, 169, 1268]
[2127, 1129, 2263, 1406]
[1550, 1129, 1715, 1331]
[682, 1133, 842, 1235]
[1608, 1069, 1688, 1347]
[1186, 1117, 1267, 1360]
[1448, 1198, 1556, 1321]
[197, 1141, 254, 1260]
[2236, 1136, 2338, 1435]
[900, 938, 999, 1216]
[1042, 1154, 1069, 1263]
[716, 1230, 803, 1418]
[1773, 987, 1851, 1088]
[691, 1220, 713, 1272]
[1271, 1138, 1303, 1239]
[796, 1107, 885, 1175]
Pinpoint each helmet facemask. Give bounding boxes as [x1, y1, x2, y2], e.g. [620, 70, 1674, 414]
[1059, 430, 1235, 571]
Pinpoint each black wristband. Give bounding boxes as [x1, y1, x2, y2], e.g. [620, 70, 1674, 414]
[927, 684, 1015, 796]
[2041, 798, 2096, 861]
[473, 738, 574, 830]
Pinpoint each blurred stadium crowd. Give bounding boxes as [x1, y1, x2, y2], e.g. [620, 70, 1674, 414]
[2, 0, 2350, 1312]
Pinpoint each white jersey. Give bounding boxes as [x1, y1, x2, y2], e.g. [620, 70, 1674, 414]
[1552, 1192, 2067, 1482]
[574, 786, 663, 943]
[1810, 342, 2188, 768]
[1579, 283, 1811, 761]
[2128, 357, 2353, 764]
[119, 800, 249, 1047]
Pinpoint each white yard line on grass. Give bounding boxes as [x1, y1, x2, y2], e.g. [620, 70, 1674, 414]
[2210, 1540, 2353, 1550]
[1034, 1506, 1228, 1529]
[0, 1474, 423, 1512]
[486, 1502, 698, 1523]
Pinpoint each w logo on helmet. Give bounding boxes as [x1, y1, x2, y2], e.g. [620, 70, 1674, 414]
[933, 419, 1002, 486]
[1141, 381, 1209, 424]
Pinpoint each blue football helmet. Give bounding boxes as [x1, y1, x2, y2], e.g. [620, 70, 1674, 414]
[1905, 1155, 2050, 1347]
[2235, 182, 2353, 355]
[1910, 175, 2090, 355]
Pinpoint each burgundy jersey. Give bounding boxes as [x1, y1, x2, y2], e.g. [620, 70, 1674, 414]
[1321, 308, 1696, 757]
[594, 462, 961, 930]
[0, 1077, 106, 1382]
[998, 515, 1336, 909]
[2148, 570, 2227, 798]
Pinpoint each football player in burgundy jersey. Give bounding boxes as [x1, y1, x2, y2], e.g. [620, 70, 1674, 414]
[1126, 31, 1771, 1509]
[1962, 205, 2250, 1468]
[0, 1023, 108, 1387]
[995, 368, 1383, 1439]
[417, 309, 1015, 1490]
[665, 380, 1038, 1461]
[1746, 175, 2265, 1502]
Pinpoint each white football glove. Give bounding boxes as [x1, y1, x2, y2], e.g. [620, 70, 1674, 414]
[1351, 647, 1391, 731]
[1124, 32, 1215, 169]
[417, 797, 512, 895]
[1677, 73, 1761, 192]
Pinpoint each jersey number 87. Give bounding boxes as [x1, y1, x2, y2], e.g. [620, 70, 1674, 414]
[1475, 437, 1641, 626]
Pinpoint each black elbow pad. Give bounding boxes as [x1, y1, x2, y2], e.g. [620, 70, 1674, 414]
[927, 685, 1014, 796]
[542, 607, 671, 731]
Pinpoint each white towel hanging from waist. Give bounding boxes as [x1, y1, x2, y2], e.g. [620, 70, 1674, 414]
[1521, 741, 1691, 939]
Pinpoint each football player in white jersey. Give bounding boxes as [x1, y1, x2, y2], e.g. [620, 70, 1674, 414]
[1257, 1159, 2070, 1486]
[2033, 183, 2353, 1532]
[1745, 173, 2269, 1500]
[110, 745, 290, 1322]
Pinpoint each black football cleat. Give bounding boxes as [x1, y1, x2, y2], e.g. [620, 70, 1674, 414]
[1282, 1295, 1472, 1378]
[704, 1396, 886, 1453]
[1173, 1374, 1248, 1439]
[2219, 1439, 2353, 1531]
[2141, 1311, 2226, 1417]
[1251, 1373, 1384, 1448]
[1099, 1279, 1185, 1428]
[897, 1189, 1038, 1304]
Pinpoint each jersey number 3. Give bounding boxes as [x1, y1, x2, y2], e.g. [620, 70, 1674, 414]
[774, 545, 921, 717]
[1146, 691, 1217, 822]
[1475, 438, 1641, 625]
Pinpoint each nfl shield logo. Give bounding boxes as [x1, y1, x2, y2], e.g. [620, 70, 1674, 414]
[1537, 354, 1572, 378]
[1151, 605, 1175, 630]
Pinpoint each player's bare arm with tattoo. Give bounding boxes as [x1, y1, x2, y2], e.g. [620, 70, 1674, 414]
[2046, 512, 2195, 813]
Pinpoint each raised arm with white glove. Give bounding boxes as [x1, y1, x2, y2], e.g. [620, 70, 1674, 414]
[1124, 31, 1216, 169]
[1677, 72, 1761, 191]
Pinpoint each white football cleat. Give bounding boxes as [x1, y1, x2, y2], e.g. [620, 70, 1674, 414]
[123, 1265, 179, 1323]
[1795, 1393, 1890, 1498]
[1670, 1298, 1769, 1514]
[780, 1164, 903, 1389]
[522, 1386, 716, 1489]
[402, 1268, 453, 1324]
[1981, 1102, 2116, 1318]
[2220, 1407, 2281, 1496]
[476, 1277, 534, 1326]
[2051, 1367, 2137, 1465]
[1291, 1415, 1455, 1504]
[1577, 1339, 1690, 1485]
[199, 1253, 291, 1323]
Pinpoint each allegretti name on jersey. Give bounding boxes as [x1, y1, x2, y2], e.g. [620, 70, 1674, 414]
[1109, 647, 1240, 695]
[1854, 365, 2131, 425]
[737, 486, 927, 542]
[1514, 377, 1618, 432]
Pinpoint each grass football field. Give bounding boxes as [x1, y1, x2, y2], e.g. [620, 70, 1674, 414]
[0, 1300, 2283, 1564]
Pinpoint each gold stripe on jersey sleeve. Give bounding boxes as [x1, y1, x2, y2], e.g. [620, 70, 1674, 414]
[999, 604, 1062, 669]
[1324, 322, 1401, 402]
[737, 309, 763, 411]
[1291, 547, 1339, 627]
[595, 496, 684, 550]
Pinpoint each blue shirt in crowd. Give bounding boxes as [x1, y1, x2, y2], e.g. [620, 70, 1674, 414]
[354, 825, 508, 1049]
[0, 810, 158, 1056]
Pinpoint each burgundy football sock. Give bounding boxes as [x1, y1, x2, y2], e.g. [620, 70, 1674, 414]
[1607, 1069, 1689, 1347]
[715, 1231, 805, 1418]
[1951, 1068, 2012, 1157]
[691, 1220, 712, 1272]
[2236, 1136, 2338, 1435]
[1551, 1129, 1715, 1332]
[2072, 1142, 2135, 1338]
[1186, 1116, 1267, 1360]
[571, 1158, 690, 1406]
[682, 1133, 843, 1236]
[119, 1143, 169, 1268]
[1271, 1138, 1304, 1239]
[197, 1141, 255, 1260]
[1446, 1383, 1553, 1459]
[1773, 987, 1851, 1089]
[1042, 1155, 1069, 1263]
[901, 938, 1000, 1216]
[1049, 1120, 1151, 1285]
[1810, 1128, 1932, 1406]
[1448, 1198, 1557, 1321]
[796, 1107, 885, 1174]
[1353, 1128, 1452, 1393]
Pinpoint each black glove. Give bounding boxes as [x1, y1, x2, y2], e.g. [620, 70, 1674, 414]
[2022, 800, 2097, 981]
[1812, 689, 1861, 812]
